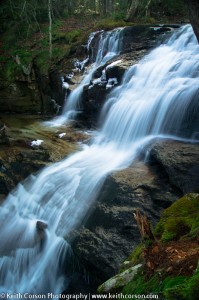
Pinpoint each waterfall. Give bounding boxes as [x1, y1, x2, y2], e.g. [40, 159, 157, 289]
[98, 25, 199, 147]
[51, 28, 123, 126]
[1, 25, 199, 297]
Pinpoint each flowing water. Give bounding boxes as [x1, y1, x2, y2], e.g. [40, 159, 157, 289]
[51, 28, 123, 126]
[0, 25, 199, 296]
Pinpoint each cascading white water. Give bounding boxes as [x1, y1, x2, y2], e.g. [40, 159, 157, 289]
[0, 25, 199, 297]
[51, 28, 123, 126]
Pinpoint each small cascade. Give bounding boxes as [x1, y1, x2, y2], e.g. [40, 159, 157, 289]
[98, 25, 199, 147]
[51, 28, 123, 126]
[0, 25, 199, 296]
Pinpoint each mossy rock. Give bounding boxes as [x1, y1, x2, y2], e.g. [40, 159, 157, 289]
[93, 18, 130, 30]
[55, 29, 82, 44]
[155, 193, 199, 241]
[98, 264, 142, 293]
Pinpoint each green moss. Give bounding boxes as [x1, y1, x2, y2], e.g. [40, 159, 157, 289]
[34, 50, 50, 74]
[65, 29, 82, 44]
[140, 16, 157, 24]
[53, 29, 82, 45]
[3, 61, 22, 82]
[162, 276, 187, 290]
[120, 244, 145, 273]
[155, 194, 199, 241]
[122, 270, 199, 300]
[122, 271, 161, 295]
[163, 270, 199, 300]
[128, 244, 144, 265]
[5, 62, 16, 82]
[13, 49, 33, 65]
[56, 46, 71, 62]
[94, 18, 132, 30]
[38, 38, 49, 48]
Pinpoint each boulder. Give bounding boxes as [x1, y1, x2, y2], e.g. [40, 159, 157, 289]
[36, 220, 48, 231]
[149, 140, 199, 194]
[97, 264, 142, 293]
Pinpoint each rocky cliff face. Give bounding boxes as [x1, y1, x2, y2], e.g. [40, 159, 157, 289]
[0, 61, 62, 115]
[72, 140, 199, 286]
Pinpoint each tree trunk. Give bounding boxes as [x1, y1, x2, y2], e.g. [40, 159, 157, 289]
[48, 0, 52, 59]
[185, 0, 199, 43]
[93, 0, 96, 13]
[106, 0, 113, 15]
[100, 0, 107, 15]
[134, 209, 155, 241]
[67, 0, 73, 15]
[145, 0, 152, 17]
[125, 0, 139, 21]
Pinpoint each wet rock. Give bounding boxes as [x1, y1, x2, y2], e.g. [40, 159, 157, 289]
[0, 149, 50, 195]
[49, 69, 65, 107]
[0, 115, 79, 196]
[72, 160, 179, 281]
[0, 172, 15, 195]
[78, 83, 108, 128]
[72, 140, 199, 282]
[0, 194, 5, 204]
[92, 50, 147, 86]
[64, 76, 76, 85]
[36, 220, 48, 231]
[149, 140, 199, 194]
[121, 25, 175, 53]
[34, 67, 59, 115]
[105, 50, 146, 81]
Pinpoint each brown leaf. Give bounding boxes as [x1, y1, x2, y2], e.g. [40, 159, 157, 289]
[152, 246, 159, 254]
